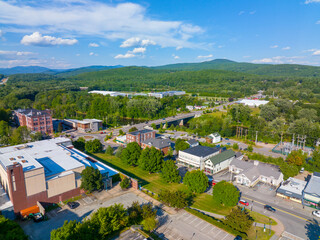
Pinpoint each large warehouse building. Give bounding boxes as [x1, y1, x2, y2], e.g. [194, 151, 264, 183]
[0, 138, 117, 215]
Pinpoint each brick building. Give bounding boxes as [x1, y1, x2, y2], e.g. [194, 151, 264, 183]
[126, 129, 155, 145]
[14, 109, 53, 134]
[141, 138, 172, 155]
[0, 138, 118, 215]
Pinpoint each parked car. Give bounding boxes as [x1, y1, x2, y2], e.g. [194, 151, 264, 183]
[312, 211, 320, 218]
[225, 138, 229, 140]
[239, 200, 249, 206]
[67, 201, 79, 209]
[300, 167, 305, 174]
[29, 213, 44, 223]
[264, 205, 276, 212]
[227, 143, 231, 145]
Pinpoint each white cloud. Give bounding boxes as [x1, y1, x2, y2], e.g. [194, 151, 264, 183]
[243, 56, 251, 58]
[282, 46, 291, 50]
[76, 53, 80, 56]
[305, 0, 320, 3]
[0, 1, 203, 49]
[0, 57, 71, 68]
[197, 54, 213, 59]
[114, 53, 136, 59]
[250, 11, 256, 15]
[176, 46, 183, 50]
[120, 37, 156, 48]
[172, 54, 179, 59]
[0, 30, 2, 37]
[312, 50, 320, 55]
[131, 47, 146, 54]
[89, 42, 99, 47]
[89, 52, 98, 56]
[21, 32, 78, 46]
[0, 50, 35, 56]
[270, 45, 278, 49]
[252, 56, 305, 64]
[238, 11, 245, 15]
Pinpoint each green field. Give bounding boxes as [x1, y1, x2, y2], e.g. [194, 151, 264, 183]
[94, 153, 276, 226]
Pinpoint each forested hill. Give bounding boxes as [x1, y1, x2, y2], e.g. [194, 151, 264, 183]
[154, 59, 320, 77]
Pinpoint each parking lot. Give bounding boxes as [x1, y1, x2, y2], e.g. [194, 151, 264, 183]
[20, 192, 149, 240]
[156, 210, 234, 240]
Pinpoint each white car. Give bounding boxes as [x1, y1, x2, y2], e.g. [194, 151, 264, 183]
[312, 211, 320, 218]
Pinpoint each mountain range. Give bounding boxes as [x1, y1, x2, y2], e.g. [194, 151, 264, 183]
[1, 59, 320, 78]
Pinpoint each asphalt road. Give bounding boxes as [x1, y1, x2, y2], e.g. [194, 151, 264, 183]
[240, 187, 320, 240]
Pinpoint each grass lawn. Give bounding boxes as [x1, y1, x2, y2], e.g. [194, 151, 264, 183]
[207, 111, 226, 118]
[94, 154, 187, 193]
[247, 226, 274, 240]
[191, 194, 277, 225]
[94, 153, 276, 226]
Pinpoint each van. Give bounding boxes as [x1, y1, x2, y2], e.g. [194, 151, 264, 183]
[300, 167, 304, 174]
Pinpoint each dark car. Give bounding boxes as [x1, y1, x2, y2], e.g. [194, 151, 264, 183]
[31, 213, 44, 223]
[225, 138, 229, 140]
[264, 205, 276, 212]
[67, 201, 79, 209]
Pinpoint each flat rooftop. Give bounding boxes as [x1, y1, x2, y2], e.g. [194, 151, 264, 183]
[129, 129, 155, 136]
[181, 145, 220, 158]
[277, 177, 307, 199]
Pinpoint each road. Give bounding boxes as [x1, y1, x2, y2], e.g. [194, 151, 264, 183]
[238, 185, 320, 240]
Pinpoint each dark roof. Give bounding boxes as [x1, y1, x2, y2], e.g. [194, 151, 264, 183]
[142, 138, 171, 149]
[129, 129, 155, 136]
[181, 145, 219, 158]
[208, 150, 235, 165]
[187, 139, 198, 145]
[235, 152, 243, 159]
[15, 108, 50, 117]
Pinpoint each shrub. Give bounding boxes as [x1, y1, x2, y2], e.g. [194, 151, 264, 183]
[120, 177, 131, 189]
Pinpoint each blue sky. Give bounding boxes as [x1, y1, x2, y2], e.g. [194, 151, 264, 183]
[0, 0, 320, 68]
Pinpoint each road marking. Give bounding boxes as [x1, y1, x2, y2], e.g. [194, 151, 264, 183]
[195, 220, 203, 227]
[243, 196, 311, 222]
[201, 223, 210, 231]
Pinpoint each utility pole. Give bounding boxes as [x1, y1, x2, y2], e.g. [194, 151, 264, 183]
[292, 133, 295, 152]
[280, 132, 283, 146]
[255, 131, 258, 144]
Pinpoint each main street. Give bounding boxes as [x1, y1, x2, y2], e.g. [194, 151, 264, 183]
[238, 185, 319, 240]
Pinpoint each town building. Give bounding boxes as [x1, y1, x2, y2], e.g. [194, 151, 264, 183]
[178, 145, 220, 170]
[64, 119, 103, 132]
[126, 129, 156, 145]
[204, 149, 235, 175]
[115, 135, 127, 145]
[186, 105, 194, 111]
[141, 138, 172, 155]
[303, 172, 320, 209]
[276, 177, 307, 203]
[229, 159, 283, 187]
[0, 138, 118, 215]
[207, 133, 221, 144]
[14, 109, 53, 134]
[148, 91, 186, 98]
[186, 139, 199, 148]
[237, 99, 269, 107]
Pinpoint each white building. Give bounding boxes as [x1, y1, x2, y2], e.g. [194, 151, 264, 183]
[186, 105, 194, 111]
[178, 145, 220, 170]
[229, 158, 283, 187]
[89, 90, 127, 97]
[276, 178, 307, 203]
[208, 133, 221, 144]
[148, 91, 186, 98]
[204, 149, 235, 175]
[237, 99, 269, 107]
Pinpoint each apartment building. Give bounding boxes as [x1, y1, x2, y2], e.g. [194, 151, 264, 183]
[141, 138, 172, 155]
[0, 138, 118, 215]
[14, 109, 53, 134]
[126, 129, 156, 145]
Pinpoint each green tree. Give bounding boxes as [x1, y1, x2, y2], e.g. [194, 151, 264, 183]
[232, 143, 239, 150]
[120, 177, 130, 189]
[212, 181, 240, 207]
[297, 108, 318, 122]
[138, 147, 164, 173]
[151, 123, 157, 130]
[10, 126, 29, 145]
[161, 160, 181, 183]
[142, 217, 158, 231]
[119, 129, 125, 135]
[31, 131, 42, 142]
[0, 215, 28, 240]
[90, 204, 128, 238]
[85, 139, 103, 153]
[0, 120, 11, 145]
[224, 207, 253, 233]
[105, 145, 114, 155]
[115, 146, 124, 158]
[307, 149, 320, 172]
[73, 137, 85, 151]
[50, 220, 79, 240]
[247, 145, 253, 152]
[121, 142, 141, 166]
[279, 162, 300, 180]
[80, 166, 103, 192]
[129, 127, 138, 133]
[158, 190, 189, 208]
[183, 170, 208, 193]
[175, 138, 189, 152]
[287, 150, 307, 166]
[260, 104, 279, 121]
